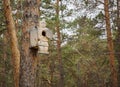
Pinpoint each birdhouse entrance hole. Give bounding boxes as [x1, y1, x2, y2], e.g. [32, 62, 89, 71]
[42, 31, 46, 36]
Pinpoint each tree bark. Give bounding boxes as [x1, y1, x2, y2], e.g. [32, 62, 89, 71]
[56, 0, 64, 87]
[19, 0, 40, 87]
[3, 0, 20, 87]
[104, 0, 118, 87]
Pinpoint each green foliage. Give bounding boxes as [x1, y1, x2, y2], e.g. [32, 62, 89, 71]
[0, 0, 118, 87]
[60, 17, 111, 87]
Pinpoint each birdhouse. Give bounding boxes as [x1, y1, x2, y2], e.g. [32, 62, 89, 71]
[30, 20, 53, 54]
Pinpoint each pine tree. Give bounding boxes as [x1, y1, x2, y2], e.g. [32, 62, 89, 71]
[19, 0, 40, 87]
[104, 0, 118, 87]
[56, 0, 64, 87]
[3, 0, 20, 87]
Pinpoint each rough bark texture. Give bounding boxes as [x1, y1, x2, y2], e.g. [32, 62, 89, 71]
[56, 0, 64, 87]
[104, 0, 118, 87]
[19, 0, 40, 87]
[116, 0, 120, 87]
[3, 1, 20, 87]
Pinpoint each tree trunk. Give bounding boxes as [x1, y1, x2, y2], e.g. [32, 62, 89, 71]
[104, 0, 118, 87]
[19, 0, 40, 87]
[3, 0, 20, 87]
[56, 0, 64, 87]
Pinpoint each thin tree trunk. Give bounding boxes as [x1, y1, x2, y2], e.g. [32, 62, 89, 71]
[104, 0, 118, 87]
[56, 0, 64, 87]
[3, 0, 20, 87]
[19, 0, 40, 87]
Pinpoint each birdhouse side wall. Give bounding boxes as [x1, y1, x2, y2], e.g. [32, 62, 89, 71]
[30, 29, 38, 48]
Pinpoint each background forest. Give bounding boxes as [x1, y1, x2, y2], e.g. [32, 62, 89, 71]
[0, 0, 120, 87]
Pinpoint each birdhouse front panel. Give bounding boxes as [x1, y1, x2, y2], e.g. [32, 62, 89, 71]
[37, 26, 49, 54]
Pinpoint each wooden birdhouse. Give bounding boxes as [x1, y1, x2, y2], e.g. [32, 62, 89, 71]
[30, 20, 53, 54]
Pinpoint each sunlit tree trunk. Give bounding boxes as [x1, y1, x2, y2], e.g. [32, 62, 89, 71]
[56, 0, 64, 87]
[3, 0, 20, 87]
[19, 0, 40, 87]
[104, 0, 118, 87]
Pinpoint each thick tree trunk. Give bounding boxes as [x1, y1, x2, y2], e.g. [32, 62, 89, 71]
[56, 0, 64, 87]
[19, 0, 40, 87]
[3, 1, 20, 87]
[104, 0, 118, 87]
